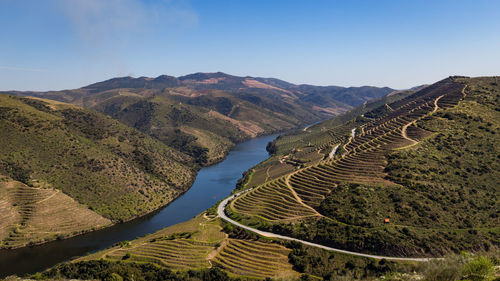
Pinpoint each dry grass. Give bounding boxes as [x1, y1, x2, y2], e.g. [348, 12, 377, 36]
[212, 238, 298, 279]
[0, 177, 111, 248]
[78, 213, 300, 278]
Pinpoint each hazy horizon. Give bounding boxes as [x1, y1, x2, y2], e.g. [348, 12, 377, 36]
[1, 0, 499, 91]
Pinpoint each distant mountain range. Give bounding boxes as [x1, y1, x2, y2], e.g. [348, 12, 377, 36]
[81, 72, 394, 108]
[0, 72, 396, 248]
[3, 72, 395, 164]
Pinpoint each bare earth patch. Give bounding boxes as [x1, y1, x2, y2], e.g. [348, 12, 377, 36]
[242, 78, 296, 97]
[207, 110, 264, 137]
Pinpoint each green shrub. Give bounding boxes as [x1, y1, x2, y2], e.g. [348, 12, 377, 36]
[461, 256, 495, 281]
[104, 272, 124, 281]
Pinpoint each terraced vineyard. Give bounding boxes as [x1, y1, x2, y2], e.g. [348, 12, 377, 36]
[105, 239, 213, 270]
[230, 178, 320, 221]
[78, 214, 299, 279]
[0, 177, 111, 248]
[212, 239, 296, 278]
[272, 127, 349, 156]
[230, 79, 465, 219]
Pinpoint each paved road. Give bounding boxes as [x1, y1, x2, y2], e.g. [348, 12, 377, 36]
[218, 191, 432, 262]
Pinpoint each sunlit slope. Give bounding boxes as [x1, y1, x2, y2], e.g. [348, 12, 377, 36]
[0, 95, 196, 230]
[3, 72, 394, 165]
[78, 213, 299, 279]
[0, 176, 111, 248]
[228, 77, 499, 257]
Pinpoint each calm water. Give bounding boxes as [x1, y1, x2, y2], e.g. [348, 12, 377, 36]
[0, 134, 278, 278]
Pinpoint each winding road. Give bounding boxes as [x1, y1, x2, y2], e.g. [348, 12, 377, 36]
[217, 191, 432, 262]
[217, 97, 457, 263]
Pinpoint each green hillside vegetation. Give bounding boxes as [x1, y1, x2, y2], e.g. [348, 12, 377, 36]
[0, 95, 197, 247]
[28, 209, 500, 280]
[74, 212, 300, 279]
[4, 72, 393, 165]
[227, 77, 499, 257]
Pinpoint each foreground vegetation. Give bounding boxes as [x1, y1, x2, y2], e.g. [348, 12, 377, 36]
[18, 212, 500, 280]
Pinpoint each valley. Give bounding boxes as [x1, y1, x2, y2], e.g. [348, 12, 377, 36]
[20, 76, 498, 281]
[1, 76, 498, 280]
[3, 72, 393, 165]
[0, 73, 392, 251]
[3, 1, 500, 279]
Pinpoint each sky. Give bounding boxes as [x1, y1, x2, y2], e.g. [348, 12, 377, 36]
[1, 0, 499, 91]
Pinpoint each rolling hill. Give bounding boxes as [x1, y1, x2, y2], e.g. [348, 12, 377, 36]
[13, 76, 499, 280]
[0, 95, 196, 248]
[228, 76, 499, 258]
[0, 73, 394, 249]
[3, 72, 394, 165]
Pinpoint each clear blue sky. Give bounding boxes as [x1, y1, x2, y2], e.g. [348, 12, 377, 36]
[1, 0, 499, 90]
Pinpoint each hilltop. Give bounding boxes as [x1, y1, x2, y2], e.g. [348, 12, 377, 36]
[3, 72, 394, 165]
[0, 95, 196, 248]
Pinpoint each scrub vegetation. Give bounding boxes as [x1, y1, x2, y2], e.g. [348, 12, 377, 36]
[0, 95, 196, 247]
[3, 76, 499, 280]
[228, 77, 499, 257]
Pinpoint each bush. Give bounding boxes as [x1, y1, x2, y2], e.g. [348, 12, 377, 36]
[461, 256, 495, 281]
[420, 255, 464, 281]
[420, 254, 498, 281]
[122, 252, 131, 260]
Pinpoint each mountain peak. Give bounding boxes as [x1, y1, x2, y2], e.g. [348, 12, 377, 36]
[178, 72, 237, 81]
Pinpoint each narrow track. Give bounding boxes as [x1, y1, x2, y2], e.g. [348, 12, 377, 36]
[401, 95, 444, 144]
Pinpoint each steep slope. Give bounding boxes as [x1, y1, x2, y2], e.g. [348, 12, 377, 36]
[0, 95, 197, 248]
[228, 76, 499, 257]
[0, 176, 111, 248]
[3, 72, 394, 165]
[74, 213, 299, 279]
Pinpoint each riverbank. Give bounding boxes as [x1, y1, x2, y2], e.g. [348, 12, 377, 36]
[0, 133, 280, 278]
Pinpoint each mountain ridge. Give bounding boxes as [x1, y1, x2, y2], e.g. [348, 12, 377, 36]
[2, 72, 394, 165]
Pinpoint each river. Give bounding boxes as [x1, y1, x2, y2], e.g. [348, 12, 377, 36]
[0, 133, 279, 278]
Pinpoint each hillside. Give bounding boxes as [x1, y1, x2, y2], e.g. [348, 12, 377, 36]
[227, 76, 499, 257]
[0, 95, 197, 248]
[59, 209, 414, 280]
[10, 76, 500, 280]
[3, 72, 394, 165]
